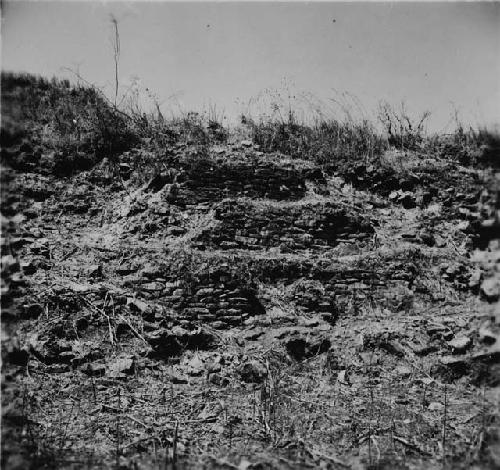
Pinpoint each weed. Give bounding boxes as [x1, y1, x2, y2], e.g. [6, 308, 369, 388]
[378, 101, 431, 151]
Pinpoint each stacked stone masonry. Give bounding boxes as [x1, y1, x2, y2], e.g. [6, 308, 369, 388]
[170, 158, 325, 205]
[133, 268, 265, 330]
[127, 257, 418, 330]
[197, 199, 374, 250]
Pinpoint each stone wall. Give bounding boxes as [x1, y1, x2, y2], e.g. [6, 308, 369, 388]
[124, 251, 419, 330]
[163, 282, 265, 329]
[170, 158, 325, 205]
[196, 199, 374, 250]
[131, 264, 265, 330]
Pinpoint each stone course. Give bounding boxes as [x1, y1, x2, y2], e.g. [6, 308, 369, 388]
[196, 199, 374, 250]
[169, 157, 325, 205]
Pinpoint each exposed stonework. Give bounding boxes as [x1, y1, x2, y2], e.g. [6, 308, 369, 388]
[128, 263, 266, 329]
[196, 199, 374, 250]
[169, 157, 325, 205]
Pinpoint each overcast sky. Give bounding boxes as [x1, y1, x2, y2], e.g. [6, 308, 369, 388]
[2, 1, 499, 131]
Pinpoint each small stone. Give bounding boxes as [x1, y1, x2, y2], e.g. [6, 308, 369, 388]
[243, 329, 264, 341]
[116, 264, 137, 275]
[419, 232, 435, 247]
[22, 303, 44, 319]
[196, 287, 215, 296]
[445, 264, 458, 275]
[168, 372, 188, 384]
[428, 402, 444, 411]
[208, 373, 229, 386]
[478, 325, 498, 345]
[81, 362, 106, 377]
[427, 323, 453, 340]
[238, 360, 267, 383]
[87, 264, 102, 278]
[468, 269, 482, 289]
[1, 255, 20, 275]
[413, 344, 438, 356]
[401, 232, 418, 239]
[127, 297, 150, 314]
[206, 355, 222, 374]
[421, 377, 434, 386]
[284, 333, 331, 361]
[300, 317, 320, 328]
[435, 235, 447, 248]
[438, 355, 468, 379]
[426, 203, 441, 215]
[4, 338, 29, 366]
[396, 365, 412, 377]
[447, 336, 472, 354]
[355, 333, 365, 350]
[141, 282, 164, 292]
[493, 302, 500, 325]
[20, 261, 37, 275]
[389, 191, 400, 201]
[106, 356, 134, 378]
[481, 278, 500, 302]
[186, 354, 205, 376]
[400, 193, 416, 209]
[220, 241, 239, 249]
[471, 343, 500, 364]
[139, 263, 160, 278]
[146, 326, 215, 357]
[241, 140, 253, 147]
[167, 226, 186, 236]
[337, 369, 350, 385]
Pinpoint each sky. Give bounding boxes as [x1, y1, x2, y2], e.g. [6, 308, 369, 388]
[2, 1, 500, 131]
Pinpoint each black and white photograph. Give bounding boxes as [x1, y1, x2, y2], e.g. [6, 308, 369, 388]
[1, 1, 499, 468]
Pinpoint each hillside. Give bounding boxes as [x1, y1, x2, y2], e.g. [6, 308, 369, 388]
[1, 73, 500, 469]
